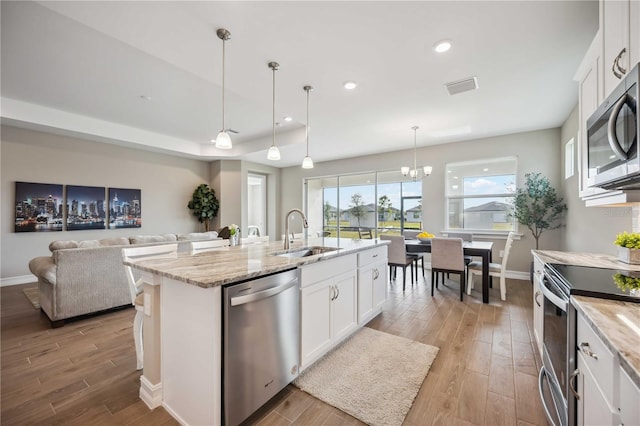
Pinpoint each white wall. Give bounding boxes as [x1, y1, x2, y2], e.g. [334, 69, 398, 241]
[281, 128, 564, 273]
[1, 125, 210, 281]
[559, 106, 632, 253]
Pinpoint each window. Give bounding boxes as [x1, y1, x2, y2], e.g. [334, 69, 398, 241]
[305, 170, 422, 239]
[565, 138, 574, 179]
[446, 157, 516, 232]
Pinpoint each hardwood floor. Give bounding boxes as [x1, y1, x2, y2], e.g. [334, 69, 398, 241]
[1, 274, 547, 425]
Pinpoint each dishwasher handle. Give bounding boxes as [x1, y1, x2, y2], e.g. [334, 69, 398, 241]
[230, 278, 298, 307]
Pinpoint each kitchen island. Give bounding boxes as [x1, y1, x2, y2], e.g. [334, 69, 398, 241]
[124, 237, 390, 426]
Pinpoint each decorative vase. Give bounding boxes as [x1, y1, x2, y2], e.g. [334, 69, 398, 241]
[618, 247, 640, 264]
[230, 233, 238, 246]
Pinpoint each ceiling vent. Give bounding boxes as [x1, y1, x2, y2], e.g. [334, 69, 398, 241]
[445, 76, 479, 96]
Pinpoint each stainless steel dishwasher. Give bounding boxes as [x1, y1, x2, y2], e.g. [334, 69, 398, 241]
[222, 268, 300, 426]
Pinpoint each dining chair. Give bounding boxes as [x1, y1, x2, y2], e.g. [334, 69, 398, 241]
[357, 227, 373, 239]
[402, 229, 425, 278]
[122, 243, 178, 370]
[380, 235, 414, 291]
[430, 237, 466, 301]
[467, 231, 515, 301]
[190, 239, 230, 254]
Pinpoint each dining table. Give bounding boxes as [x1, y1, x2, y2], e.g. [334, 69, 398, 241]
[405, 239, 495, 303]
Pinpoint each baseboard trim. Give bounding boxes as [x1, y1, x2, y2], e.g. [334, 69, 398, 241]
[1, 275, 36, 287]
[139, 375, 162, 410]
[505, 270, 530, 281]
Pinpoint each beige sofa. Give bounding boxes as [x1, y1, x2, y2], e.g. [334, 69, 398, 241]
[28, 232, 220, 327]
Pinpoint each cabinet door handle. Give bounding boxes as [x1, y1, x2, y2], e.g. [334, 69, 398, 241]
[373, 268, 379, 280]
[534, 291, 542, 307]
[616, 48, 627, 75]
[373, 254, 378, 258]
[579, 342, 598, 359]
[569, 368, 581, 400]
[330, 286, 336, 301]
[335, 285, 340, 300]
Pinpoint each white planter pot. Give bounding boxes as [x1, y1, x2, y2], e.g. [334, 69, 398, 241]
[618, 247, 640, 264]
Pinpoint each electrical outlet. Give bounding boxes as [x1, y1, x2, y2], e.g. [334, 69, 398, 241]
[499, 250, 504, 258]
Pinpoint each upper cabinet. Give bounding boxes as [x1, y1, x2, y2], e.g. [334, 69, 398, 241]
[575, 0, 640, 206]
[601, 0, 640, 98]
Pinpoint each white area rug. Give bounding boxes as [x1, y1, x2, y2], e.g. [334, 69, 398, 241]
[294, 327, 439, 426]
[23, 287, 40, 309]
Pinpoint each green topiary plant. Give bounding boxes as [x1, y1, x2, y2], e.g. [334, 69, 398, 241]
[187, 184, 219, 232]
[512, 172, 567, 250]
[614, 232, 640, 249]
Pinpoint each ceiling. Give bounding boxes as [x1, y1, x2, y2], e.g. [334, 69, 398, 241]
[1, 1, 599, 167]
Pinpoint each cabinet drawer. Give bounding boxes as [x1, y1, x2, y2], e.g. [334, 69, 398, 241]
[357, 246, 387, 267]
[300, 254, 357, 288]
[577, 314, 614, 403]
[619, 367, 640, 426]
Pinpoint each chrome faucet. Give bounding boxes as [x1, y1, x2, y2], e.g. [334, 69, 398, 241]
[284, 208, 308, 250]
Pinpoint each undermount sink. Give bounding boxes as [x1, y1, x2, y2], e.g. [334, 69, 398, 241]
[274, 246, 340, 258]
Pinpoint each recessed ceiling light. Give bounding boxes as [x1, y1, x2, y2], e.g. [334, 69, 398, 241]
[343, 81, 358, 90]
[284, 116, 293, 122]
[433, 40, 452, 53]
[483, 168, 489, 172]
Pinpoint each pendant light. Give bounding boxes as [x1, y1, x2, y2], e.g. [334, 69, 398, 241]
[401, 126, 432, 180]
[302, 85, 314, 169]
[267, 62, 281, 161]
[214, 28, 232, 149]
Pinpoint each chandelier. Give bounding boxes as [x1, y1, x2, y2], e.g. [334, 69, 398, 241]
[401, 126, 432, 180]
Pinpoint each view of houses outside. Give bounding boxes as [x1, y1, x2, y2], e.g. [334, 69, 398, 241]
[447, 174, 515, 231]
[308, 172, 422, 239]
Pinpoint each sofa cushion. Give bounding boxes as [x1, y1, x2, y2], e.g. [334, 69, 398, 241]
[129, 234, 177, 245]
[77, 240, 101, 248]
[177, 231, 219, 241]
[49, 240, 79, 252]
[99, 237, 131, 247]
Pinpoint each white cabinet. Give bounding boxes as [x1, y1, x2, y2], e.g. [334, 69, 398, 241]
[601, 0, 639, 98]
[619, 366, 640, 426]
[575, 1, 640, 206]
[575, 309, 640, 426]
[357, 246, 388, 325]
[532, 255, 544, 357]
[300, 254, 358, 370]
[576, 313, 617, 425]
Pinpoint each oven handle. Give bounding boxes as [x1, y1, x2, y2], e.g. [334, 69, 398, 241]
[538, 367, 559, 426]
[540, 275, 567, 312]
[607, 94, 630, 161]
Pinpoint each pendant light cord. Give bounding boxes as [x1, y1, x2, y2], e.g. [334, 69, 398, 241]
[272, 66, 276, 147]
[221, 37, 226, 132]
[305, 87, 310, 156]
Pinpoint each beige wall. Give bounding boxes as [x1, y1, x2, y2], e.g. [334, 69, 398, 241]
[559, 106, 632, 254]
[1, 125, 210, 279]
[281, 128, 564, 274]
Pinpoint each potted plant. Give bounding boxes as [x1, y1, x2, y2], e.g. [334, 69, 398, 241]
[187, 184, 219, 232]
[614, 231, 640, 264]
[512, 172, 567, 251]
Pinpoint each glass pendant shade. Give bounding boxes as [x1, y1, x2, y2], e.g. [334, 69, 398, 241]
[267, 145, 281, 161]
[401, 126, 433, 179]
[423, 166, 433, 176]
[409, 169, 418, 179]
[401, 166, 410, 176]
[215, 131, 232, 149]
[302, 155, 314, 169]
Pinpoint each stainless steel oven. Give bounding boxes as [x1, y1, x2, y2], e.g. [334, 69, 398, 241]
[538, 266, 577, 426]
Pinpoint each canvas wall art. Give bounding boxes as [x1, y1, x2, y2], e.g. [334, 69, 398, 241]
[66, 185, 106, 230]
[108, 188, 142, 229]
[15, 181, 64, 232]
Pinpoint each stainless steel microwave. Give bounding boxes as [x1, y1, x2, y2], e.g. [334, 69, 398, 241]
[586, 62, 639, 190]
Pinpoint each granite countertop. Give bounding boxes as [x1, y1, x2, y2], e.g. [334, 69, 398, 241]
[532, 250, 640, 272]
[124, 237, 389, 288]
[572, 295, 640, 387]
